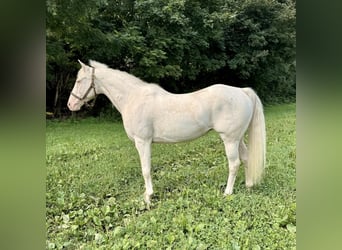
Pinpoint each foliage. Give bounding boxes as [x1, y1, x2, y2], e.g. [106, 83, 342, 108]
[224, 0, 296, 103]
[46, 104, 296, 249]
[46, 0, 296, 115]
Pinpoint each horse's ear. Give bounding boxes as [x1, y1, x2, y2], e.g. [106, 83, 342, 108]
[78, 59, 86, 68]
[78, 59, 89, 72]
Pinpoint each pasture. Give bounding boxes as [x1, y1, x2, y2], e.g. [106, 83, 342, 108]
[46, 103, 296, 249]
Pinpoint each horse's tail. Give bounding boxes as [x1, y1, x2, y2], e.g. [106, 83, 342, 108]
[242, 88, 266, 187]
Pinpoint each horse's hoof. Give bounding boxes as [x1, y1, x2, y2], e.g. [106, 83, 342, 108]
[224, 191, 233, 196]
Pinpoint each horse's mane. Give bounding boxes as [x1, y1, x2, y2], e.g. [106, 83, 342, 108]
[89, 60, 109, 69]
[89, 59, 149, 87]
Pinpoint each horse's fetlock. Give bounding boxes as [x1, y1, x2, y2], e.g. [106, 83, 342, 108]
[246, 181, 254, 189]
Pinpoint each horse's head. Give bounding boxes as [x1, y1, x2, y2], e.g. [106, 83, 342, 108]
[67, 60, 97, 111]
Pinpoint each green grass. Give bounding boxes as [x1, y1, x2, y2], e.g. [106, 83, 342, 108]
[46, 103, 296, 249]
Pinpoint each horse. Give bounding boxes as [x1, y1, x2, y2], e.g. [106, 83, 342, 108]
[67, 60, 266, 207]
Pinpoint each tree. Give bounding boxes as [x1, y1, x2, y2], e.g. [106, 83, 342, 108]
[46, 0, 296, 116]
[46, 0, 112, 115]
[224, 0, 296, 102]
[114, 0, 229, 91]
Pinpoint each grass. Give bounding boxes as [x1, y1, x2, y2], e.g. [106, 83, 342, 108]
[46, 103, 296, 249]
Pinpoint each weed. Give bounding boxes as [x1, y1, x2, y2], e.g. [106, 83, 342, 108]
[46, 104, 296, 249]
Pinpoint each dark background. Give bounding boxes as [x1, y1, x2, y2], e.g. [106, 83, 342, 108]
[46, 0, 296, 117]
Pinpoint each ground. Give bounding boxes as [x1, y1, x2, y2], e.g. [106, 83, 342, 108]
[46, 103, 296, 249]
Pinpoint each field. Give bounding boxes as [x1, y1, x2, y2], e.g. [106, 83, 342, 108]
[46, 104, 296, 249]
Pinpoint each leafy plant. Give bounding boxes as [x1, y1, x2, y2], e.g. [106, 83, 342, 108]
[46, 0, 296, 116]
[46, 104, 296, 249]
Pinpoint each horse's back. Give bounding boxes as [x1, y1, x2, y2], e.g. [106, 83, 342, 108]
[195, 84, 253, 113]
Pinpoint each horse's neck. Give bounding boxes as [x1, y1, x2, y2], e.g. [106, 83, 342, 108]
[95, 69, 144, 113]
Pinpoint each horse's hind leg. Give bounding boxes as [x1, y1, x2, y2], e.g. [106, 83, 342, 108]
[239, 140, 248, 166]
[239, 140, 252, 188]
[220, 135, 241, 195]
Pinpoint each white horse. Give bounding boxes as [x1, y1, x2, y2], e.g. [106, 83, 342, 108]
[68, 60, 266, 207]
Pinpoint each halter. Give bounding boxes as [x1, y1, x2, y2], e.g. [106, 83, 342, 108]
[71, 67, 97, 108]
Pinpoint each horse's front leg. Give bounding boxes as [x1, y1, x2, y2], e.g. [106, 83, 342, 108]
[134, 138, 153, 208]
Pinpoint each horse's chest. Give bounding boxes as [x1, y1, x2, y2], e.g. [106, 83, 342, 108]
[122, 110, 154, 140]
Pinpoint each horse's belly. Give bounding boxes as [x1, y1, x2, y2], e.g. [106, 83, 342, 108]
[152, 116, 210, 143]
